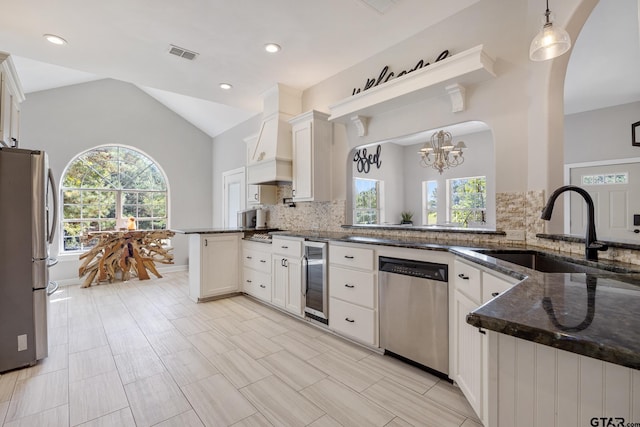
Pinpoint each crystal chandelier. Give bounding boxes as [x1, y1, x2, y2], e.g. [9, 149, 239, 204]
[419, 130, 466, 174]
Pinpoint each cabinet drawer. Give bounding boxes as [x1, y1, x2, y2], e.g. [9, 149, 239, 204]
[454, 259, 482, 304]
[243, 268, 271, 302]
[243, 248, 271, 273]
[330, 245, 374, 271]
[482, 273, 515, 303]
[329, 266, 375, 308]
[329, 297, 375, 345]
[272, 237, 302, 258]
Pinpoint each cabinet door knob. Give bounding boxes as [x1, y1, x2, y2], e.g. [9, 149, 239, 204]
[491, 292, 500, 297]
[260, 284, 266, 288]
[246, 279, 252, 283]
[458, 273, 469, 280]
[281, 245, 289, 249]
[246, 256, 252, 259]
[260, 259, 267, 263]
[344, 255, 355, 259]
[344, 284, 355, 288]
[345, 318, 355, 323]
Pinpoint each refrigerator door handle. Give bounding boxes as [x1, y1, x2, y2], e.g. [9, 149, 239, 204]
[47, 281, 59, 296]
[47, 168, 58, 245]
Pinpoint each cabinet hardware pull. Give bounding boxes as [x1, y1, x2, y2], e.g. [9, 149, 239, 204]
[284, 259, 288, 268]
[344, 284, 355, 288]
[458, 273, 469, 280]
[345, 318, 355, 323]
[292, 189, 296, 196]
[246, 256, 252, 259]
[260, 284, 266, 288]
[491, 292, 500, 297]
[281, 245, 289, 249]
[204, 239, 208, 247]
[260, 259, 266, 263]
[344, 255, 354, 259]
[478, 328, 486, 335]
[246, 280, 252, 283]
[254, 194, 258, 200]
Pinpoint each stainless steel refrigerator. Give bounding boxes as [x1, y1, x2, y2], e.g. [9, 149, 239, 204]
[0, 147, 58, 372]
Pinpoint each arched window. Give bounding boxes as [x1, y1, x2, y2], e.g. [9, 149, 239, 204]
[61, 145, 168, 252]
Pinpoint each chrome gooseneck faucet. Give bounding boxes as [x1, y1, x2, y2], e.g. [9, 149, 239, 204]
[540, 185, 608, 261]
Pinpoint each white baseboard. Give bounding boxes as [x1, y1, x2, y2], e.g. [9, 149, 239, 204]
[53, 264, 188, 287]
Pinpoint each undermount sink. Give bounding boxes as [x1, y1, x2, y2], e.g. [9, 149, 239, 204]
[474, 250, 635, 274]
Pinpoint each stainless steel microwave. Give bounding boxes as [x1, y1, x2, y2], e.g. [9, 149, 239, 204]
[237, 208, 257, 229]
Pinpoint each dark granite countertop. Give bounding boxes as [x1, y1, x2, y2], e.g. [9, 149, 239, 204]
[272, 229, 640, 369]
[537, 233, 640, 251]
[342, 224, 506, 235]
[173, 228, 247, 234]
[455, 247, 640, 370]
[173, 228, 279, 235]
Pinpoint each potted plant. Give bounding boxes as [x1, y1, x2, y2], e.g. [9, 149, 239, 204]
[400, 211, 413, 225]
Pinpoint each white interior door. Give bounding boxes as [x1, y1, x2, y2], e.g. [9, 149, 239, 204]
[568, 161, 640, 241]
[222, 167, 245, 228]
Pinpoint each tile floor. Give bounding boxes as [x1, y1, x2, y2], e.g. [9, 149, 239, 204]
[0, 271, 482, 427]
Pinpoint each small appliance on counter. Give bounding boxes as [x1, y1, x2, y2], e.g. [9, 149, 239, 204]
[256, 208, 268, 229]
[237, 208, 258, 229]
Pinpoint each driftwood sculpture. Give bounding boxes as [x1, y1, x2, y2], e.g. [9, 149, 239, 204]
[78, 230, 175, 288]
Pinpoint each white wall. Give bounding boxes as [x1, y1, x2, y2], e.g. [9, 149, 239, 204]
[303, 0, 530, 196]
[20, 79, 214, 282]
[209, 0, 596, 235]
[211, 114, 261, 227]
[352, 142, 405, 224]
[565, 101, 640, 164]
[401, 130, 495, 227]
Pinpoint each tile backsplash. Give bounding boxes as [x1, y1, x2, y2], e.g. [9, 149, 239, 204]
[260, 185, 640, 265]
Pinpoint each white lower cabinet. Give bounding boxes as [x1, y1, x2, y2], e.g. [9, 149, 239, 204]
[330, 297, 376, 345]
[328, 242, 377, 346]
[242, 241, 272, 303]
[452, 257, 517, 426]
[188, 233, 241, 302]
[453, 289, 484, 417]
[271, 237, 304, 317]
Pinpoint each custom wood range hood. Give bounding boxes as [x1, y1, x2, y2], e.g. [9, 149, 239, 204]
[247, 84, 302, 185]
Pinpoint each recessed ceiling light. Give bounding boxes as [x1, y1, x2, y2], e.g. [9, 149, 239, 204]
[219, 83, 232, 90]
[43, 34, 67, 45]
[264, 43, 281, 53]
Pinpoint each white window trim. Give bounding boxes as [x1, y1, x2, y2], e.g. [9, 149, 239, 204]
[58, 144, 170, 253]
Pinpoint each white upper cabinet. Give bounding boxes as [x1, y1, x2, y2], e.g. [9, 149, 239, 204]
[0, 52, 25, 147]
[245, 133, 278, 205]
[289, 110, 333, 202]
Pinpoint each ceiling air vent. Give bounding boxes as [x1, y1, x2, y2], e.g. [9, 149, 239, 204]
[168, 44, 199, 61]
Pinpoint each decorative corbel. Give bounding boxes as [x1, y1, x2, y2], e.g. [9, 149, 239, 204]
[351, 115, 369, 137]
[445, 83, 466, 113]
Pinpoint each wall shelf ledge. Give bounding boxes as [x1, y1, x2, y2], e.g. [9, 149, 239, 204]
[328, 45, 496, 136]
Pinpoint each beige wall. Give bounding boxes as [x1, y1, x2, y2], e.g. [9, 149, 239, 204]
[211, 0, 622, 241]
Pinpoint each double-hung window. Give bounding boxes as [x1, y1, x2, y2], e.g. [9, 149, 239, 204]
[61, 146, 168, 252]
[448, 176, 487, 227]
[353, 178, 383, 224]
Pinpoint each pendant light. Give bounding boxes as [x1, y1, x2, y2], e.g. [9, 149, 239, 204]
[529, 0, 572, 61]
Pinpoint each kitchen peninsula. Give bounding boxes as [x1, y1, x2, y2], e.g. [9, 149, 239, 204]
[175, 223, 640, 425]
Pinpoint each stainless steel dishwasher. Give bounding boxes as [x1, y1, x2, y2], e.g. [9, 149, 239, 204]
[379, 256, 449, 376]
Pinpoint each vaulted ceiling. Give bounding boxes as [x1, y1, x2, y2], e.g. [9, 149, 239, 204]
[1, 0, 479, 137]
[2, 0, 638, 137]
